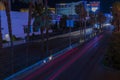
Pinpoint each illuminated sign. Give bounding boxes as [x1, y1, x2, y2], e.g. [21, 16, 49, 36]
[91, 7, 99, 12]
[90, 1, 100, 12]
[90, 2, 100, 7]
[66, 20, 74, 27]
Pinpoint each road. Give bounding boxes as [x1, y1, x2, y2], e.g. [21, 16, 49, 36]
[1, 28, 94, 79]
[13, 30, 111, 80]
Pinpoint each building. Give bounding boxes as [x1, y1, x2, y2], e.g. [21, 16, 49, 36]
[56, 1, 100, 16]
[1, 11, 31, 40]
[56, 1, 87, 16]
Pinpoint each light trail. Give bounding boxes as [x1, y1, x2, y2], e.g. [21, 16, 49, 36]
[48, 35, 103, 80]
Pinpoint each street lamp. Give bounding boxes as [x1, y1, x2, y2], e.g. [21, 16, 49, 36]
[91, 7, 99, 36]
[66, 19, 74, 49]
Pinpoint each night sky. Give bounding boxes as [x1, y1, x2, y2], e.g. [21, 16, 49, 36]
[48, 0, 116, 13]
[12, 0, 117, 13]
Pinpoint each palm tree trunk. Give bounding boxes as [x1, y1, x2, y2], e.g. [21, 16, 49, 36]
[44, 0, 49, 55]
[79, 17, 81, 43]
[0, 11, 3, 48]
[116, 20, 119, 32]
[118, 20, 120, 32]
[4, 1, 13, 48]
[4, 1, 14, 73]
[81, 20, 84, 41]
[27, 1, 32, 41]
[41, 27, 44, 41]
[40, 27, 45, 54]
[25, 1, 33, 66]
[84, 20, 86, 41]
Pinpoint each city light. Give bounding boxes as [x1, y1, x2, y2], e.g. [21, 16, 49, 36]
[91, 7, 98, 12]
[43, 60, 47, 63]
[49, 56, 53, 61]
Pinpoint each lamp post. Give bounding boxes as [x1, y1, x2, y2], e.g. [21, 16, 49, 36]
[67, 18, 74, 49]
[69, 20, 72, 49]
[91, 7, 99, 36]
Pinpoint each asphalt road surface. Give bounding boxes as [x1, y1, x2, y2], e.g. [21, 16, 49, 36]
[0, 29, 90, 79]
[20, 30, 111, 80]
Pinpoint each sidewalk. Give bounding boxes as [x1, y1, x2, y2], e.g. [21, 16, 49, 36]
[3, 28, 92, 48]
[3, 40, 26, 48]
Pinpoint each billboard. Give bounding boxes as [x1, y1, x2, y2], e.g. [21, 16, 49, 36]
[90, 1, 100, 12]
[90, 2, 100, 7]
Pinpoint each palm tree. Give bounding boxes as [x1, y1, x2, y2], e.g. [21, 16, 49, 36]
[32, 1, 45, 52]
[2, 0, 13, 48]
[32, 1, 44, 33]
[0, 1, 5, 48]
[89, 13, 95, 26]
[75, 2, 87, 42]
[32, 0, 52, 54]
[45, 12, 52, 55]
[0, 0, 13, 48]
[22, 0, 34, 65]
[112, 1, 120, 32]
[59, 15, 68, 32]
[0, 0, 14, 73]
[43, 0, 52, 54]
[27, 0, 33, 41]
[97, 12, 106, 32]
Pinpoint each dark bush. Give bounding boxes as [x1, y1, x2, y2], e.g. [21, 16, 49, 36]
[2, 40, 8, 43]
[104, 32, 120, 70]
